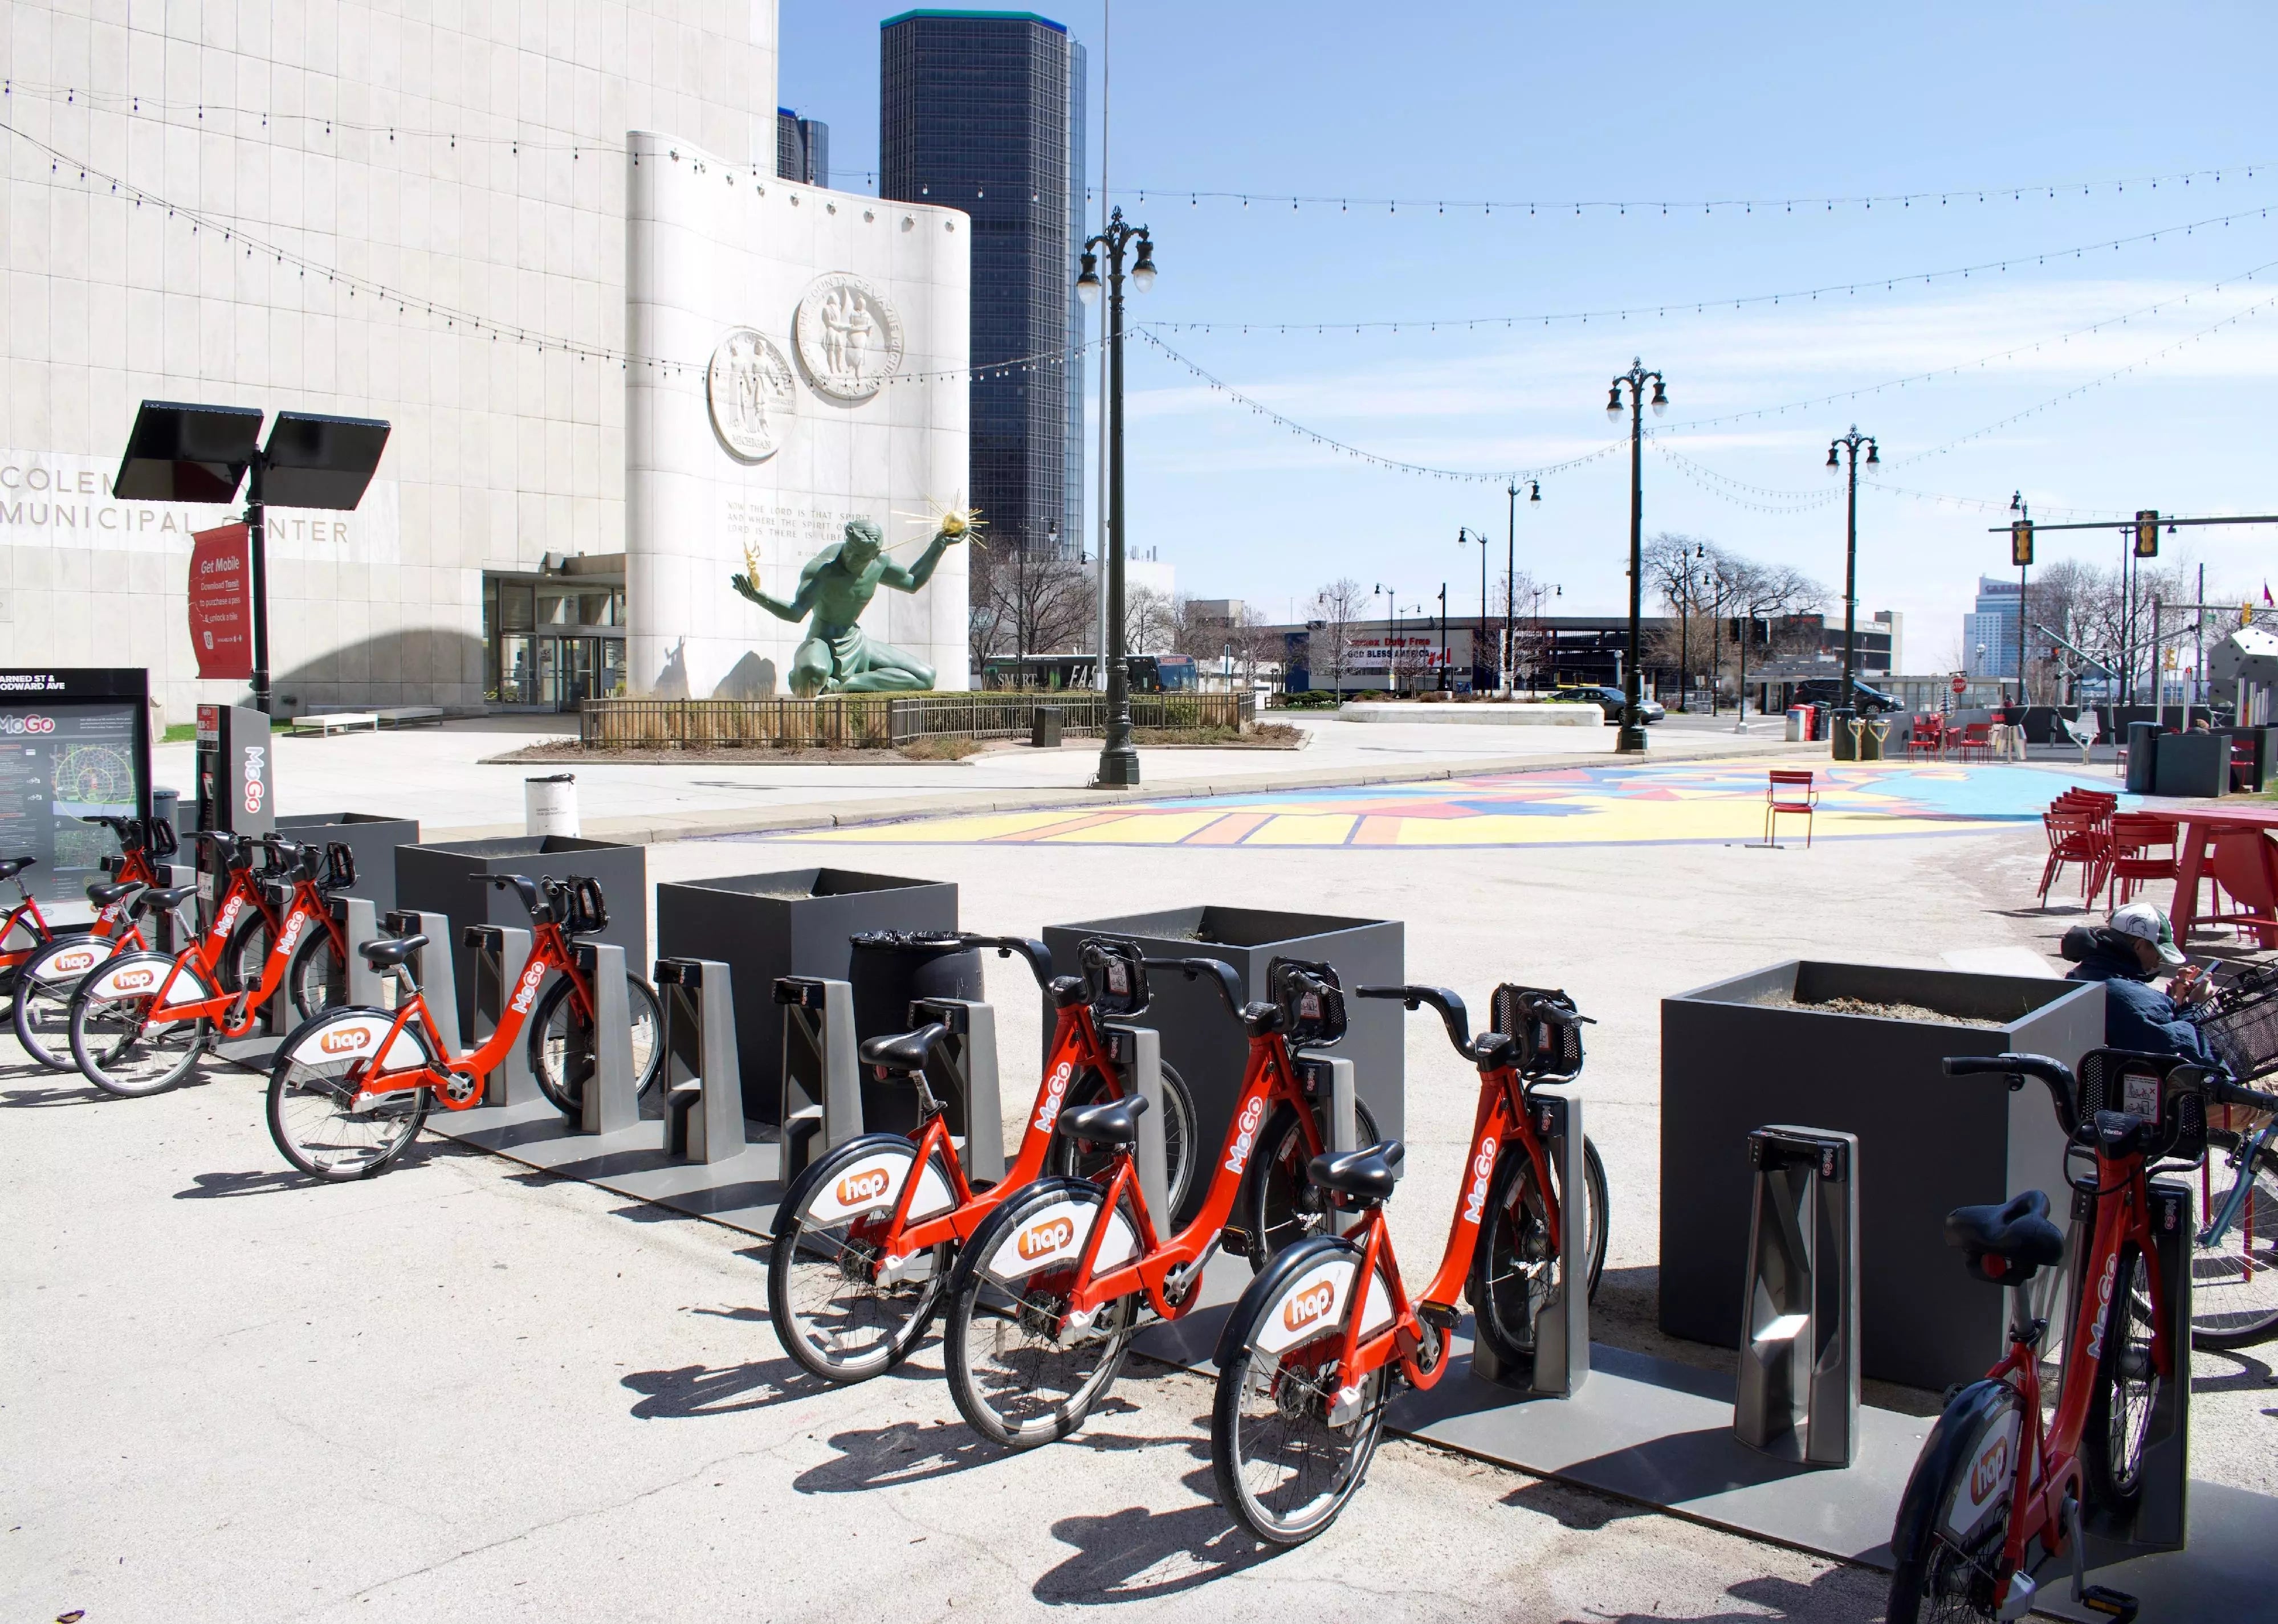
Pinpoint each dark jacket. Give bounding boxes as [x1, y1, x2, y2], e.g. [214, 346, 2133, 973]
[2066, 940, 2214, 1062]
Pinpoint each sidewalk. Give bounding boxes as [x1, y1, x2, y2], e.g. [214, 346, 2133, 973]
[160, 710, 1821, 844]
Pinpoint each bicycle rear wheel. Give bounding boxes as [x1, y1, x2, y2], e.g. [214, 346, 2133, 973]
[2083, 1242, 2158, 1509]
[1211, 1236, 1395, 1546]
[68, 955, 211, 1097]
[528, 972, 663, 1118]
[943, 1179, 1136, 1448]
[1468, 1136, 1610, 1368]
[12, 932, 119, 1071]
[286, 925, 346, 1021]
[769, 1135, 957, 1384]
[2192, 1128, 2278, 1349]
[1885, 1379, 2022, 1624]
[266, 1010, 433, 1181]
[1045, 1060, 1199, 1220]
[1243, 1099, 1380, 1266]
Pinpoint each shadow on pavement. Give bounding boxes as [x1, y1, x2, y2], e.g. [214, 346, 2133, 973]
[1, 1079, 113, 1107]
[621, 1352, 812, 1419]
[1033, 1470, 1280, 1603]
[1592, 1567, 1890, 1623]
[176, 1168, 311, 1199]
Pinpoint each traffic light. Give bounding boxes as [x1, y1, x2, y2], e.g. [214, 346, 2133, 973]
[2136, 509, 2159, 558]
[2010, 520, 2034, 566]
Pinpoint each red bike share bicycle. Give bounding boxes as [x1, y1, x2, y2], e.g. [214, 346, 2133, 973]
[940, 956, 1350, 1448]
[264, 874, 662, 1180]
[1207, 981, 1609, 1543]
[768, 935, 1200, 1384]
[66, 832, 354, 1096]
[10, 816, 183, 1067]
[1886, 1048, 2278, 1623]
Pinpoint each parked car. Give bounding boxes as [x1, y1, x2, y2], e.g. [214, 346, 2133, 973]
[1546, 684, 1664, 723]
[1788, 678, 1901, 715]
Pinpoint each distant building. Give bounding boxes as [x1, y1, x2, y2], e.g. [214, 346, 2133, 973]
[1185, 599, 1244, 627]
[1965, 577, 2024, 678]
[776, 108, 829, 186]
[881, 10, 1086, 558]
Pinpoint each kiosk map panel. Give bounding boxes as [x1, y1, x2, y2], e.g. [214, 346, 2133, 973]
[0, 670, 152, 906]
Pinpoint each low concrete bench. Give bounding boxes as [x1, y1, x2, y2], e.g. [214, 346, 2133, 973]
[290, 712, 379, 737]
[374, 706, 445, 728]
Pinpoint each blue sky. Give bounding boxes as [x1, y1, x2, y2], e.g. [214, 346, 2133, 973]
[782, 3, 2278, 660]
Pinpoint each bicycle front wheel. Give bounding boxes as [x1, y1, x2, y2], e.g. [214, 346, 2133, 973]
[528, 971, 664, 1119]
[769, 1135, 957, 1384]
[1243, 1099, 1380, 1267]
[2192, 1128, 2278, 1349]
[12, 932, 119, 1071]
[2083, 1241, 2159, 1510]
[943, 1179, 1136, 1448]
[267, 1009, 434, 1181]
[1886, 1380, 2021, 1624]
[286, 923, 346, 1021]
[1468, 1135, 1611, 1368]
[68, 954, 212, 1097]
[1211, 1236, 1395, 1546]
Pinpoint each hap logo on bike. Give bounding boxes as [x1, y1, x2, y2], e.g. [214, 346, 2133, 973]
[51, 948, 96, 974]
[834, 1166, 892, 1207]
[1223, 1095, 1268, 1175]
[1460, 1131, 1499, 1225]
[320, 1025, 373, 1056]
[509, 958, 548, 1015]
[1016, 1216, 1075, 1261]
[1032, 1060, 1075, 1134]
[1, 713, 56, 735]
[1969, 1433, 2009, 1505]
[1281, 1280, 1336, 1333]
[111, 966, 155, 991]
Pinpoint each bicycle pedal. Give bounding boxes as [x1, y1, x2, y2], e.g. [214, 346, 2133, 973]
[2080, 1585, 2138, 1622]
[1417, 1301, 1460, 1333]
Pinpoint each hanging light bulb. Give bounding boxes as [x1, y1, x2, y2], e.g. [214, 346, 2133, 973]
[1649, 378, 1668, 416]
[1076, 250, 1101, 304]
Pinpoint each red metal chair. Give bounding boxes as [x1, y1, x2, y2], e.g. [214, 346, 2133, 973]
[2232, 735, 2260, 794]
[2039, 809, 2106, 906]
[1954, 722, 1994, 764]
[1907, 715, 1943, 760]
[2105, 813, 2179, 907]
[1765, 769, 1819, 848]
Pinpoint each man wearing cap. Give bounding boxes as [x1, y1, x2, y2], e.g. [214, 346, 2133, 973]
[2065, 901, 2215, 1060]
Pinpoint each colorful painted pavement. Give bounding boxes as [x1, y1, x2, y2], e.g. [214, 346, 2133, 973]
[764, 761, 2131, 850]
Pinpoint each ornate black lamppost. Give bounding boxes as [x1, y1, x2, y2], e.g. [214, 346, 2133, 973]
[1824, 426, 1879, 718]
[1077, 207, 1155, 787]
[1605, 359, 1666, 752]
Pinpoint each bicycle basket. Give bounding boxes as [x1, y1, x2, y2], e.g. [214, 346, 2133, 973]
[2199, 990, 2278, 1084]
[1079, 937, 1149, 1017]
[1490, 984, 1587, 1079]
[1268, 956, 1347, 1047]
[320, 842, 358, 892]
[2075, 1048, 2207, 1165]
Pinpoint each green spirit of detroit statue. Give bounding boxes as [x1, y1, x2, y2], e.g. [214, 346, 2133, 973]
[731, 513, 967, 696]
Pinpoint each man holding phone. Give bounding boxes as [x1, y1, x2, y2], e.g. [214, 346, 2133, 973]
[2064, 901, 2216, 1061]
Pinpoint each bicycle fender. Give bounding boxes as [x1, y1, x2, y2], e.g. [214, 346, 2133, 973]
[802, 1139, 956, 1229]
[1229, 1238, 1394, 1365]
[975, 1180, 1137, 1282]
[83, 952, 207, 1003]
[23, 933, 118, 985]
[770, 1131, 914, 1242]
[1215, 1235, 1354, 1369]
[1889, 1378, 2022, 1568]
[280, 1008, 435, 1072]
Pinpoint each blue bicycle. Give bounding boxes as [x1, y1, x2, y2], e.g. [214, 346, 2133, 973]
[2189, 966, 2278, 1349]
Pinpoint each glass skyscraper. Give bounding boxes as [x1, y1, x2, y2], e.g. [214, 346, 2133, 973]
[777, 109, 829, 187]
[881, 10, 1086, 557]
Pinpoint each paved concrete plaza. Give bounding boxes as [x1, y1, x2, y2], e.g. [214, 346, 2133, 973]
[8, 740, 2273, 1622]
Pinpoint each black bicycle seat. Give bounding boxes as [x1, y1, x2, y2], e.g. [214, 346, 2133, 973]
[0, 856, 32, 882]
[1048, 973, 1087, 1009]
[1057, 1092, 1147, 1148]
[1240, 1000, 1284, 1037]
[1945, 1189, 2065, 1277]
[1308, 1140, 1406, 1203]
[360, 935, 429, 969]
[133, 885, 197, 916]
[860, 1023, 946, 1076]
[86, 879, 140, 907]
[2088, 1108, 2158, 1159]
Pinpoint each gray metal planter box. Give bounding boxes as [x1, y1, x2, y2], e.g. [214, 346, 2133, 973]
[396, 835, 647, 1043]
[275, 813, 419, 908]
[654, 868, 967, 1131]
[1042, 905, 1404, 1219]
[1661, 960, 2104, 1391]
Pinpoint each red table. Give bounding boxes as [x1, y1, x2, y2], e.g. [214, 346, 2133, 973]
[2141, 805, 2278, 948]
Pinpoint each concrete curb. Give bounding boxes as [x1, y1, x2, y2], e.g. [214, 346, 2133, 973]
[422, 736, 1825, 846]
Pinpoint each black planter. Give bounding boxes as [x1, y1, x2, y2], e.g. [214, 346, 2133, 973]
[654, 868, 962, 1129]
[2153, 729, 2228, 798]
[1661, 960, 2104, 1391]
[275, 813, 419, 908]
[1042, 905, 1405, 1217]
[395, 835, 647, 1042]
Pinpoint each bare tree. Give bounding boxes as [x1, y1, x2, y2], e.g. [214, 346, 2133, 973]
[1722, 559, 1825, 721]
[972, 544, 1097, 683]
[1307, 578, 1365, 696]
[1123, 584, 1177, 655]
[1643, 533, 1719, 708]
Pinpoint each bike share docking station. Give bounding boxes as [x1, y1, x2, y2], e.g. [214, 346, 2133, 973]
[1732, 1125, 1859, 1468]
[1472, 1092, 1592, 1401]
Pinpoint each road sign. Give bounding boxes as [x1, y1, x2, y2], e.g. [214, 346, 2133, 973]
[1951, 674, 1968, 695]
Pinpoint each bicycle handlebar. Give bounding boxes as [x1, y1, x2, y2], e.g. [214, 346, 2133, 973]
[1142, 956, 1245, 1017]
[1943, 1052, 2080, 1136]
[955, 933, 1054, 990]
[489, 873, 543, 919]
[2201, 1073, 2278, 1117]
[1355, 983, 1474, 1058]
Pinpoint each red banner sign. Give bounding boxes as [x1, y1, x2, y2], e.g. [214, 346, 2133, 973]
[188, 523, 253, 680]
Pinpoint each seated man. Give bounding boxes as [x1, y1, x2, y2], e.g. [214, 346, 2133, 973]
[2064, 900, 2214, 1060]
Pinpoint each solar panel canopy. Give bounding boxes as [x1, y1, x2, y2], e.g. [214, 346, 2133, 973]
[259, 411, 391, 511]
[109, 401, 262, 503]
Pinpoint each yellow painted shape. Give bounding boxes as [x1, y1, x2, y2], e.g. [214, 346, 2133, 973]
[1241, 814, 1360, 846]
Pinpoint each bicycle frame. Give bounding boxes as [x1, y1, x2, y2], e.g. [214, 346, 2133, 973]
[136, 864, 325, 1039]
[1, 838, 166, 970]
[340, 913, 585, 1108]
[2198, 1110, 2276, 1251]
[1985, 1140, 2171, 1605]
[1060, 1025, 1321, 1323]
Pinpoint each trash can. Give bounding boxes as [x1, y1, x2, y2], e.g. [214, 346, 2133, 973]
[524, 773, 578, 837]
[1858, 716, 1886, 762]
[1828, 706, 1859, 761]
[1032, 706, 1063, 748]
[150, 787, 181, 835]
[2125, 723, 2161, 795]
[1784, 707, 1809, 743]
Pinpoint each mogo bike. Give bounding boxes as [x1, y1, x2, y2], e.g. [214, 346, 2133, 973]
[10, 816, 184, 1067]
[940, 956, 1348, 1448]
[264, 874, 662, 1180]
[1886, 1049, 2278, 1623]
[66, 833, 353, 1096]
[2, 815, 176, 989]
[1208, 981, 1609, 1544]
[769, 935, 1199, 1384]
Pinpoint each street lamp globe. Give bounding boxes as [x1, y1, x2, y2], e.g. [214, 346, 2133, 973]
[1605, 385, 1624, 422]
[1130, 238, 1157, 292]
[1826, 444, 1843, 475]
[1649, 379, 1668, 416]
[1075, 251, 1101, 304]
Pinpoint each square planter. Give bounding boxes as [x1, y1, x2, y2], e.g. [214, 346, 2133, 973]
[1043, 905, 1404, 1220]
[274, 813, 419, 909]
[1661, 960, 2105, 1391]
[396, 835, 647, 1043]
[2153, 729, 2230, 798]
[655, 868, 966, 1131]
